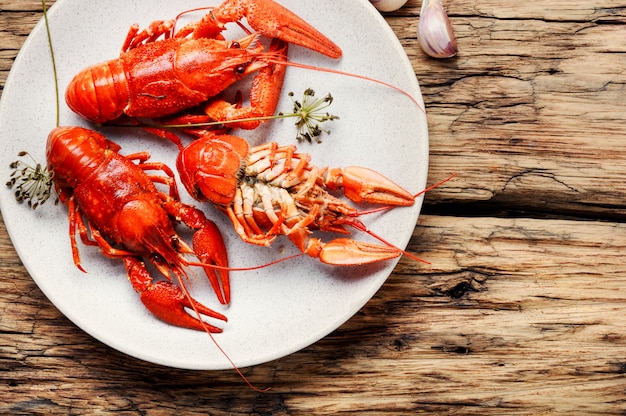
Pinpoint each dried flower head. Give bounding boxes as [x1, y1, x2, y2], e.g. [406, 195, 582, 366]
[280, 89, 339, 143]
[6, 151, 57, 209]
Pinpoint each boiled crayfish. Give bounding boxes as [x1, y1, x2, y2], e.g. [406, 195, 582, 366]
[164, 130, 417, 265]
[46, 126, 232, 332]
[65, 0, 342, 128]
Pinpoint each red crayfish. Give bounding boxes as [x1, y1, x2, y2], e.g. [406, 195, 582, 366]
[65, 0, 342, 127]
[46, 126, 232, 332]
[149, 129, 421, 265]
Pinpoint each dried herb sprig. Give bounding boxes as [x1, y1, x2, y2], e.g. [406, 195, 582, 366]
[148, 89, 339, 144]
[6, 151, 57, 209]
[281, 88, 339, 143]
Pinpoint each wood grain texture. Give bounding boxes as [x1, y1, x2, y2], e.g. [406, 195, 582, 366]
[3, 214, 626, 414]
[2, 0, 626, 414]
[402, 1, 626, 218]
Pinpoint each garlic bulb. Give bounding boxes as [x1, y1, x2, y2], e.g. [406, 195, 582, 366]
[417, 0, 458, 58]
[369, 0, 409, 12]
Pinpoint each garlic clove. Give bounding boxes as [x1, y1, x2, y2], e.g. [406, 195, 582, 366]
[417, 0, 458, 58]
[369, 0, 409, 12]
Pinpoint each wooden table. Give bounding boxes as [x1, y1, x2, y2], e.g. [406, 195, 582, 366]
[2, 0, 626, 414]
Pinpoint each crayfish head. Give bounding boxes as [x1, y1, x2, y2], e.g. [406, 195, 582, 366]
[177, 35, 268, 96]
[215, 33, 269, 76]
[116, 198, 183, 266]
[176, 132, 249, 206]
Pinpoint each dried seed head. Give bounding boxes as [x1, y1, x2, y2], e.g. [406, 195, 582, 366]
[285, 89, 339, 144]
[7, 151, 58, 209]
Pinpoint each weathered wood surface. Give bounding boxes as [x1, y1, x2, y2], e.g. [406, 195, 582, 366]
[2, 0, 626, 414]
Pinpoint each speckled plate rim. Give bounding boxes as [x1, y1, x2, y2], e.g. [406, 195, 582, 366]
[0, 0, 428, 370]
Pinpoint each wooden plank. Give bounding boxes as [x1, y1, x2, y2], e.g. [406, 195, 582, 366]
[0, 10, 45, 86]
[2, 214, 626, 414]
[0, 0, 55, 12]
[384, 2, 626, 217]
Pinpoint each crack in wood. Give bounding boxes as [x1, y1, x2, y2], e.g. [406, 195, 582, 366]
[501, 169, 579, 193]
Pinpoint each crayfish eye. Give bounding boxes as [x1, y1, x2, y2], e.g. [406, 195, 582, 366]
[170, 236, 181, 251]
[235, 64, 247, 74]
[151, 253, 165, 264]
[230, 41, 241, 49]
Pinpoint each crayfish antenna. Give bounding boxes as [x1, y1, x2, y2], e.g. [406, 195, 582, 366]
[411, 173, 457, 200]
[345, 174, 458, 264]
[181, 252, 317, 393]
[346, 221, 430, 265]
[175, 274, 271, 393]
[265, 59, 425, 114]
[339, 217, 429, 265]
[186, 252, 305, 272]
[357, 173, 457, 217]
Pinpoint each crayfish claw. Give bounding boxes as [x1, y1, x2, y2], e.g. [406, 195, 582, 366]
[212, 0, 342, 58]
[325, 166, 415, 207]
[193, 220, 231, 305]
[140, 281, 227, 333]
[125, 256, 226, 332]
[318, 238, 402, 266]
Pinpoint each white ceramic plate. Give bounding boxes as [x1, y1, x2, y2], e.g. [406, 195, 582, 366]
[0, 0, 427, 369]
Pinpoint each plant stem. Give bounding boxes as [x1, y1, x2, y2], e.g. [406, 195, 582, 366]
[42, 0, 60, 127]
